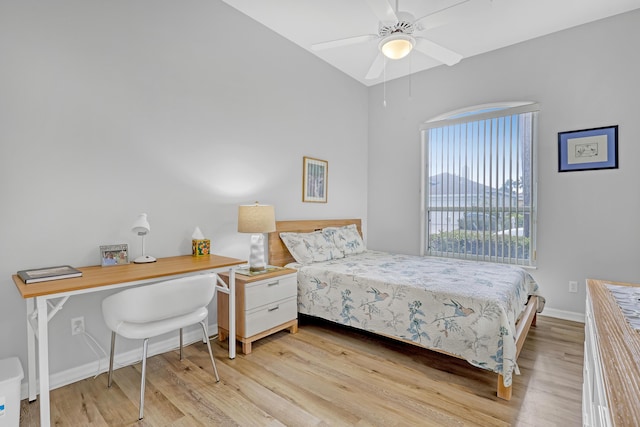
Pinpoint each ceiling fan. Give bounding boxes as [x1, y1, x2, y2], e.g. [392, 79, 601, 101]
[311, 0, 485, 80]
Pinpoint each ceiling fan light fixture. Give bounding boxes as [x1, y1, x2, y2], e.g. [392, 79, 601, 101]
[380, 34, 415, 60]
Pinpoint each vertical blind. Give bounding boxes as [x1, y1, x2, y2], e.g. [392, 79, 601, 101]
[420, 104, 537, 266]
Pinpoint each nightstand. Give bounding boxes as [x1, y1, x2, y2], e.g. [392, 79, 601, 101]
[217, 268, 298, 354]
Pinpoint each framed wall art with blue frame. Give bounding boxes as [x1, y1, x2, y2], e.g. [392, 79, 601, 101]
[558, 125, 618, 172]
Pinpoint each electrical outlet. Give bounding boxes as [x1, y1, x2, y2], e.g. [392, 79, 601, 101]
[71, 316, 85, 335]
[569, 281, 578, 293]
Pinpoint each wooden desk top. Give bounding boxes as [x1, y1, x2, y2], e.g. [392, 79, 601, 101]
[587, 279, 640, 426]
[13, 254, 246, 298]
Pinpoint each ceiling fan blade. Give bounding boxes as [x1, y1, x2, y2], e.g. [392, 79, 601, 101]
[365, 53, 385, 80]
[414, 0, 490, 32]
[311, 34, 378, 51]
[415, 37, 462, 66]
[364, 0, 398, 24]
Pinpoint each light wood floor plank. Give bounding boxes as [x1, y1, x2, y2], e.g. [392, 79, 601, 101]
[183, 346, 327, 427]
[269, 328, 509, 426]
[19, 315, 584, 426]
[215, 349, 361, 426]
[244, 341, 444, 426]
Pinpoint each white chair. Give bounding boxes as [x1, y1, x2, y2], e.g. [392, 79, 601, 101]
[101, 273, 220, 420]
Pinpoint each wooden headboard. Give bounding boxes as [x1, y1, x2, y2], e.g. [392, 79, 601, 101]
[267, 219, 362, 267]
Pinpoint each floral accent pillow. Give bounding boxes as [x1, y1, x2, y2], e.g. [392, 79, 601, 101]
[323, 224, 365, 256]
[280, 231, 344, 264]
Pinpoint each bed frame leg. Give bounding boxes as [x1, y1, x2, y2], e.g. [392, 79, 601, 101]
[497, 375, 512, 400]
[531, 312, 537, 327]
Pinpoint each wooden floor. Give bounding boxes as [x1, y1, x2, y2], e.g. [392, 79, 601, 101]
[20, 315, 584, 426]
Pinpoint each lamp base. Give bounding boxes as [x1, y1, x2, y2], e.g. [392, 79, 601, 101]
[248, 233, 266, 272]
[134, 255, 157, 264]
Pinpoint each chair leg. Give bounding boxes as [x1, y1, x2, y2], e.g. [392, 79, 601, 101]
[179, 328, 183, 361]
[108, 331, 116, 388]
[199, 321, 220, 382]
[203, 315, 208, 343]
[139, 338, 149, 420]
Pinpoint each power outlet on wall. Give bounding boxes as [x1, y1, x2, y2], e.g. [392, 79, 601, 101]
[569, 281, 578, 293]
[71, 316, 85, 335]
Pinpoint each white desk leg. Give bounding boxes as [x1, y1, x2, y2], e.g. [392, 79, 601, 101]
[36, 296, 51, 427]
[228, 268, 236, 359]
[26, 298, 37, 402]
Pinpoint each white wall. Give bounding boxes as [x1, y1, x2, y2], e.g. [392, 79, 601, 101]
[0, 0, 367, 381]
[367, 9, 640, 319]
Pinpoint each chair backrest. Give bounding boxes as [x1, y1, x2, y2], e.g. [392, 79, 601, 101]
[102, 273, 217, 329]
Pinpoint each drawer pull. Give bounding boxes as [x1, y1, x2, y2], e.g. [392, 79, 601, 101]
[267, 305, 280, 312]
[267, 281, 279, 287]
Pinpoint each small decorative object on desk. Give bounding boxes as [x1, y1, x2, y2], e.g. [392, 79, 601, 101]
[17, 265, 82, 284]
[236, 265, 286, 277]
[191, 226, 210, 256]
[100, 244, 129, 266]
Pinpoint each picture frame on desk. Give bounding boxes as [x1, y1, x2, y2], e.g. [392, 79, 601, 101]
[100, 244, 129, 266]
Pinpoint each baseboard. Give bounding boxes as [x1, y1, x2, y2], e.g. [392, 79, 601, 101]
[20, 322, 218, 401]
[539, 308, 585, 323]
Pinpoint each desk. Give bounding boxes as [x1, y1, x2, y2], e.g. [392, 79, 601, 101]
[12, 254, 245, 427]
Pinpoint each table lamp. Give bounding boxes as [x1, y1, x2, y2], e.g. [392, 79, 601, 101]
[132, 213, 156, 264]
[238, 202, 276, 272]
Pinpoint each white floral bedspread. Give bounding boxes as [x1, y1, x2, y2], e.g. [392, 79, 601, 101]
[288, 250, 540, 387]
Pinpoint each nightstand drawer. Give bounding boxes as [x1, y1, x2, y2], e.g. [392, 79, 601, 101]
[244, 275, 296, 310]
[244, 296, 297, 337]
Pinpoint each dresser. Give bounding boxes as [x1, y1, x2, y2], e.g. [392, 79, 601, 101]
[218, 268, 298, 354]
[584, 279, 640, 426]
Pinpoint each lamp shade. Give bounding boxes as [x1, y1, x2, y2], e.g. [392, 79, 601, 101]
[380, 34, 415, 60]
[238, 203, 276, 233]
[132, 213, 150, 234]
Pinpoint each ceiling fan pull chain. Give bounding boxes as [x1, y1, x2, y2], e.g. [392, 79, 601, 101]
[409, 50, 412, 101]
[383, 56, 387, 107]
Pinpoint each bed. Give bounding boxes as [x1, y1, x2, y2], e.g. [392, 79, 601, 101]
[267, 219, 542, 400]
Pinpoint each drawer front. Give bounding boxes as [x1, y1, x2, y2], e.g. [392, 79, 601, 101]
[244, 296, 297, 337]
[245, 275, 297, 310]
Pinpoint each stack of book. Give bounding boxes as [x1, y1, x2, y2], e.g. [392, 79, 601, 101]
[236, 265, 286, 277]
[17, 265, 83, 284]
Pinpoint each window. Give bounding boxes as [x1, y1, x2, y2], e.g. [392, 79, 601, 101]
[420, 102, 538, 266]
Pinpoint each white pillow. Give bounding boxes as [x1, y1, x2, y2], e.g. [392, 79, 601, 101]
[323, 224, 365, 256]
[280, 231, 344, 264]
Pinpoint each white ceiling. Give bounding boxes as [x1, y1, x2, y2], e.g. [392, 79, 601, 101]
[221, 0, 640, 86]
